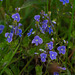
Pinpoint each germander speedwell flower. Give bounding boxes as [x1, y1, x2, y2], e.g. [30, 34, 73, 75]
[27, 28, 33, 37]
[32, 35, 43, 46]
[40, 53, 47, 62]
[60, 0, 69, 5]
[49, 27, 53, 34]
[34, 15, 40, 22]
[57, 46, 66, 54]
[49, 51, 57, 60]
[5, 33, 13, 43]
[15, 26, 22, 37]
[12, 13, 20, 22]
[0, 25, 4, 34]
[47, 41, 53, 50]
[42, 20, 48, 29]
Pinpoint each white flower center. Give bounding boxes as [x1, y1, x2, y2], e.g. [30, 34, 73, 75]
[61, 49, 63, 51]
[16, 16, 18, 18]
[8, 36, 10, 38]
[49, 45, 51, 46]
[36, 39, 38, 41]
[43, 56, 44, 58]
[52, 54, 54, 56]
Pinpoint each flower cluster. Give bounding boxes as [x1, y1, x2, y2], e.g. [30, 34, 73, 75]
[0, 12, 22, 43]
[30, 11, 67, 64]
[28, 12, 68, 75]
[5, 13, 22, 42]
[34, 11, 54, 35]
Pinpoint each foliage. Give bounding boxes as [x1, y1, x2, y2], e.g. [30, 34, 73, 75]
[0, 0, 75, 75]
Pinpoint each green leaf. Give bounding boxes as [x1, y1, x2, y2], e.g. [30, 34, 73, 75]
[28, 47, 37, 56]
[0, 51, 13, 67]
[67, 69, 71, 75]
[22, 36, 29, 47]
[10, 64, 20, 75]
[4, 68, 13, 75]
[35, 65, 42, 75]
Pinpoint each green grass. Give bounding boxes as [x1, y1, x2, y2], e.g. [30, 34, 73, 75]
[0, 0, 75, 75]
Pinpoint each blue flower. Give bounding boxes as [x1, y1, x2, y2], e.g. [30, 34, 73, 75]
[0, 0, 3, 1]
[40, 11, 45, 15]
[34, 15, 40, 22]
[40, 53, 47, 62]
[0, 25, 4, 34]
[5, 33, 13, 43]
[44, 14, 47, 16]
[60, 0, 69, 5]
[49, 51, 57, 60]
[49, 27, 53, 34]
[47, 41, 53, 50]
[9, 25, 14, 33]
[12, 13, 20, 22]
[39, 26, 45, 34]
[15, 26, 22, 37]
[71, 6, 72, 8]
[15, 8, 20, 11]
[58, 67, 66, 70]
[34, 52, 38, 54]
[53, 72, 59, 75]
[27, 28, 33, 37]
[18, 23, 22, 27]
[52, 21, 56, 24]
[57, 46, 66, 54]
[39, 49, 44, 51]
[17, 29, 22, 37]
[42, 20, 48, 29]
[32, 35, 43, 46]
[11, 28, 14, 33]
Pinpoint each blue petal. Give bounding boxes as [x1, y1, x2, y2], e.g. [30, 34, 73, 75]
[19, 29, 22, 33]
[5, 33, 9, 37]
[19, 34, 22, 37]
